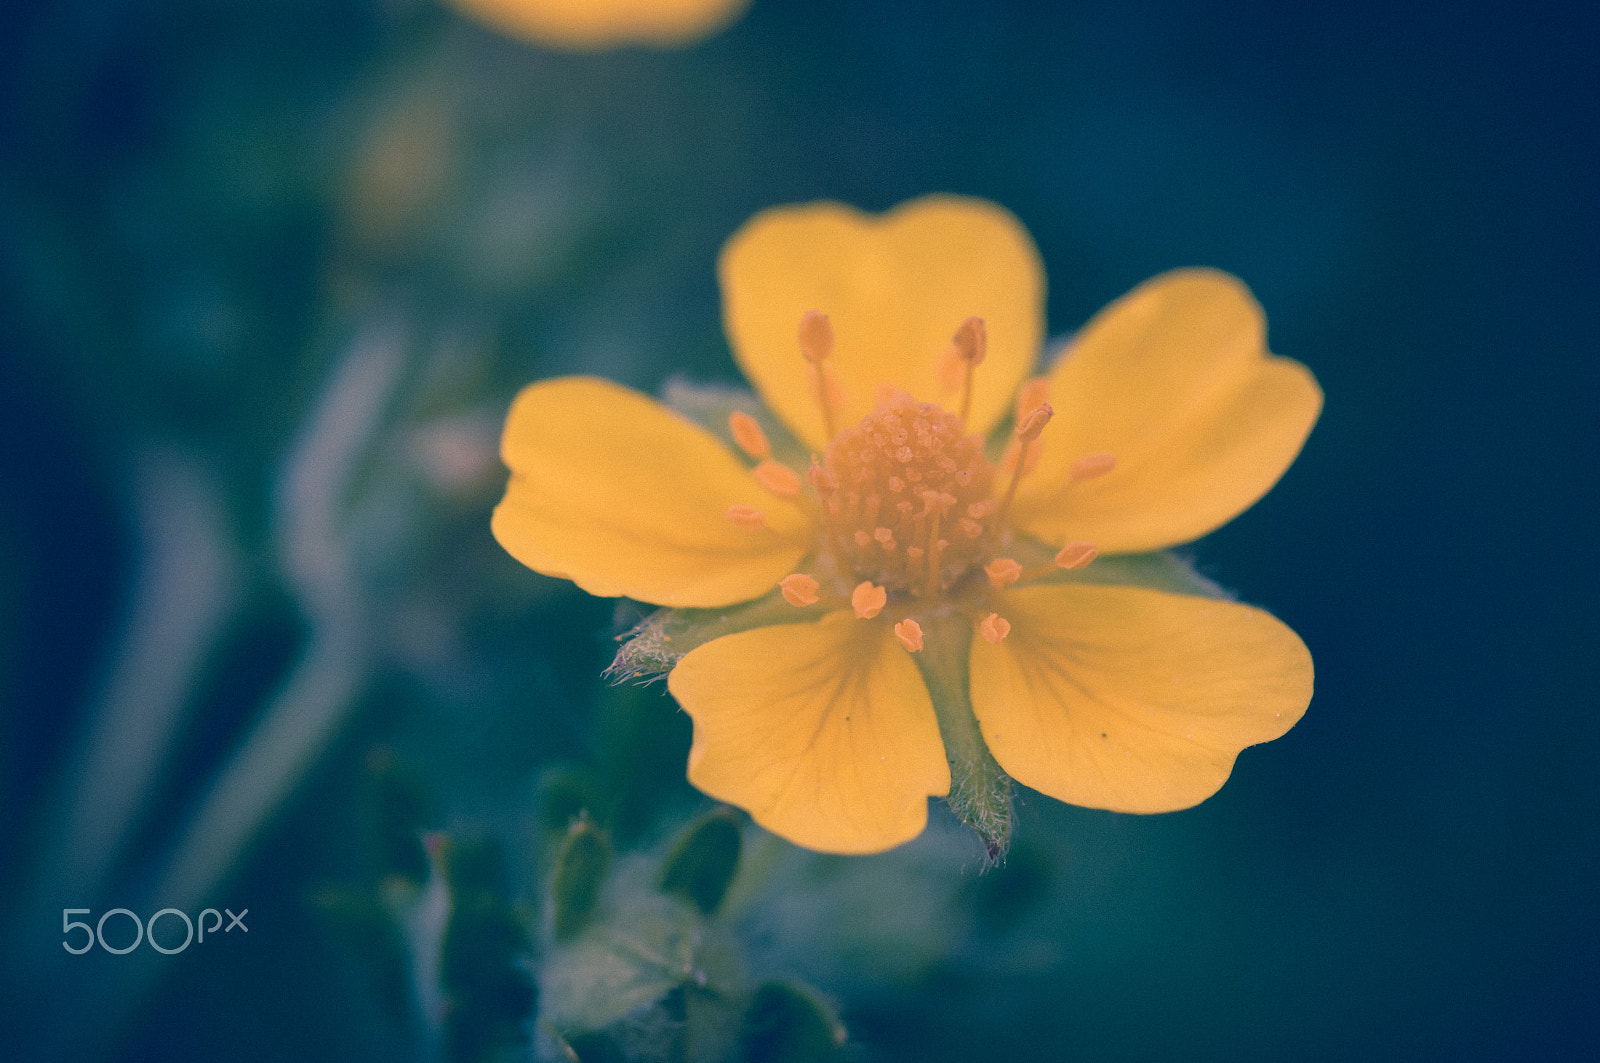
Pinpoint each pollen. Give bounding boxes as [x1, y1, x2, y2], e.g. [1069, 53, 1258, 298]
[893, 618, 925, 652]
[724, 504, 766, 530]
[814, 391, 996, 594]
[728, 411, 771, 459]
[780, 573, 820, 606]
[851, 580, 887, 619]
[978, 612, 1012, 644]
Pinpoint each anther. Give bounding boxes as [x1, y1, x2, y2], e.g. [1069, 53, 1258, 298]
[753, 460, 802, 498]
[797, 310, 833, 363]
[1014, 377, 1049, 422]
[1014, 402, 1054, 442]
[852, 581, 887, 620]
[724, 504, 766, 530]
[985, 558, 1023, 588]
[938, 316, 987, 423]
[780, 574, 820, 607]
[728, 411, 771, 459]
[1069, 452, 1116, 482]
[894, 618, 925, 652]
[1054, 541, 1099, 570]
[978, 612, 1012, 644]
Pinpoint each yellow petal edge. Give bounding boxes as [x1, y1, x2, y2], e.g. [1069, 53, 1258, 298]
[669, 612, 952, 854]
[969, 583, 1312, 813]
[448, 0, 751, 49]
[1014, 269, 1322, 554]
[719, 195, 1045, 450]
[492, 376, 811, 607]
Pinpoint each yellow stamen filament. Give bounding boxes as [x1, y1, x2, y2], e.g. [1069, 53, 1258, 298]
[893, 618, 924, 652]
[985, 557, 1022, 588]
[1055, 540, 1099, 570]
[728, 411, 771, 459]
[724, 504, 766, 530]
[1069, 452, 1117, 482]
[851, 580, 887, 619]
[753, 460, 802, 498]
[999, 437, 1041, 477]
[780, 573, 820, 607]
[978, 612, 1011, 644]
[950, 317, 986, 424]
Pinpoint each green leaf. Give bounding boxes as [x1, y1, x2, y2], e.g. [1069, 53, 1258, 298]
[659, 808, 743, 915]
[551, 816, 611, 941]
[912, 612, 1012, 866]
[541, 892, 741, 1038]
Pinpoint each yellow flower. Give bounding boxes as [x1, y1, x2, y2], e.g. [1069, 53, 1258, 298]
[447, 0, 750, 50]
[493, 196, 1321, 856]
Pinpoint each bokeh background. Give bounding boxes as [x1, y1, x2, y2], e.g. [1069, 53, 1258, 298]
[2, 0, 1596, 1060]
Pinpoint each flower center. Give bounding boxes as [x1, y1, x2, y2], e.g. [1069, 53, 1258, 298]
[812, 392, 996, 595]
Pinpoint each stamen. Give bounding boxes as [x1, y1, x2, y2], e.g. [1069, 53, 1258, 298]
[992, 402, 1054, 539]
[851, 581, 887, 620]
[1054, 541, 1098, 570]
[950, 317, 986, 424]
[798, 310, 839, 439]
[753, 460, 802, 498]
[978, 612, 1012, 644]
[1069, 452, 1117, 482]
[780, 573, 820, 607]
[1014, 403, 1053, 442]
[724, 504, 766, 530]
[985, 558, 1022, 588]
[893, 618, 925, 652]
[728, 411, 771, 459]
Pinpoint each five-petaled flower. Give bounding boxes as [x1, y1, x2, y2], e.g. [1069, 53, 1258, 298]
[493, 195, 1321, 857]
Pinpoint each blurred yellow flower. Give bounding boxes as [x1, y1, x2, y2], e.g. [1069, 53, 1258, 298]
[448, 0, 750, 49]
[493, 196, 1321, 855]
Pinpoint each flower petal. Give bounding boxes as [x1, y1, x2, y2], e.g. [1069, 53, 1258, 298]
[669, 612, 951, 854]
[447, 0, 750, 50]
[492, 376, 812, 607]
[1013, 269, 1321, 553]
[719, 196, 1044, 449]
[968, 584, 1312, 813]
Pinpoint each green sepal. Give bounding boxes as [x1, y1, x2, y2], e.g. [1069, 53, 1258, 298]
[660, 379, 812, 469]
[658, 807, 743, 915]
[551, 815, 612, 941]
[742, 981, 847, 1063]
[1008, 537, 1234, 600]
[608, 587, 827, 682]
[913, 611, 1013, 866]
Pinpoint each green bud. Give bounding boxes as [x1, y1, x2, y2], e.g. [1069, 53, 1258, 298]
[551, 815, 611, 940]
[743, 981, 846, 1063]
[659, 807, 743, 915]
